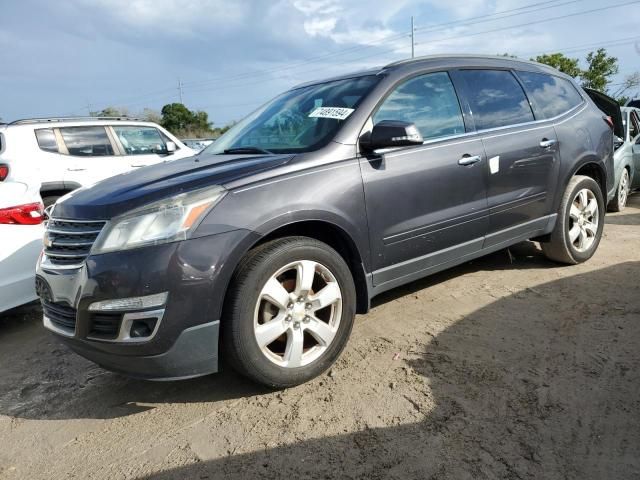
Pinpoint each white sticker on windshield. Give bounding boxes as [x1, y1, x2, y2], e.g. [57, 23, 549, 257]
[309, 107, 355, 120]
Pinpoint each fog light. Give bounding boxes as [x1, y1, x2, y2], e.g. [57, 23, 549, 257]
[88, 292, 168, 312]
[130, 318, 157, 338]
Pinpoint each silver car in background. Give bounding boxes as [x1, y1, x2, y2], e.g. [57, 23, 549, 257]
[610, 107, 640, 211]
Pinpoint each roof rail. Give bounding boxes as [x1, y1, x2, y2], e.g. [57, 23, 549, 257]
[384, 54, 543, 69]
[9, 116, 142, 125]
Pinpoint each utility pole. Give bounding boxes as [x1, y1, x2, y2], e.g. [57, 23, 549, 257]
[178, 77, 184, 104]
[411, 16, 415, 59]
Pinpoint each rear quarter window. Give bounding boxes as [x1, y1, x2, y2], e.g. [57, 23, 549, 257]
[516, 71, 583, 119]
[35, 128, 59, 153]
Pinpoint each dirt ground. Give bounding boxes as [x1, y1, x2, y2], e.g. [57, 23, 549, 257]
[1, 196, 639, 480]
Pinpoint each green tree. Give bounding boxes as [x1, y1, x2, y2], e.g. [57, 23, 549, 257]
[160, 103, 195, 132]
[581, 48, 619, 92]
[532, 53, 582, 78]
[160, 103, 214, 137]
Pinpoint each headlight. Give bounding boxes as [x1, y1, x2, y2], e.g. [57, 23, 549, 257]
[92, 186, 226, 254]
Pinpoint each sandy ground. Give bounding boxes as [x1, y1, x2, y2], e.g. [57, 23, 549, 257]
[1, 196, 639, 480]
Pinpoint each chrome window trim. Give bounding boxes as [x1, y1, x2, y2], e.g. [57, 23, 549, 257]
[380, 103, 587, 157]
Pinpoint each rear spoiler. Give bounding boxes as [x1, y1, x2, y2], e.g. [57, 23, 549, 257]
[583, 88, 624, 139]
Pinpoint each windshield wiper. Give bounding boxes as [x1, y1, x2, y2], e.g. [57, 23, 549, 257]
[221, 146, 273, 155]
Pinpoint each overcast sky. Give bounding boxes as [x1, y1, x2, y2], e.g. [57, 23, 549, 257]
[1, 0, 639, 124]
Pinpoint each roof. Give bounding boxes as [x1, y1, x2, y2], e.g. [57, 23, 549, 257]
[384, 53, 547, 70]
[290, 54, 564, 91]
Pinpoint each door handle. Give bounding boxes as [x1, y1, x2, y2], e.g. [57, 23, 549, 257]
[539, 138, 557, 149]
[67, 167, 87, 171]
[458, 155, 482, 166]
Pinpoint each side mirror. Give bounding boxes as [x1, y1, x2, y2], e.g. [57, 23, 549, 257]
[360, 120, 423, 151]
[165, 141, 177, 154]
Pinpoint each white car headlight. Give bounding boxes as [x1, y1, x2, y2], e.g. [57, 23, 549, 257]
[92, 186, 226, 254]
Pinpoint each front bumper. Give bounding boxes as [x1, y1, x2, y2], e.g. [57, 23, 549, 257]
[36, 229, 257, 380]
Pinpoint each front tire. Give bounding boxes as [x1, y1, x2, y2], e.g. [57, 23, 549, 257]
[542, 175, 605, 264]
[223, 237, 356, 388]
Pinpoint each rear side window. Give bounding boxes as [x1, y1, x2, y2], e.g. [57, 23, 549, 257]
[373, 71, 466, 140]
[516, 71, 583, 119]
[459, 70, 534, 130]
[113, 126, 167, 155]
[35, 128, 59, 153]
[59, 126, 114, 156]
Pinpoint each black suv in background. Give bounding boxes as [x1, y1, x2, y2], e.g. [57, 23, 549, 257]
[37, 55, 615, 387]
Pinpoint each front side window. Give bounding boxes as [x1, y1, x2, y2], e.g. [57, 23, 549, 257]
[35, 128, 59, 153]
[373, 71, 465, 140]
[204, 75, 381, 155]
[516, 71, 583, 119]
[59, 126, 114, 156]
[113, 126, 167, 155]
[459, 70, 534, 130]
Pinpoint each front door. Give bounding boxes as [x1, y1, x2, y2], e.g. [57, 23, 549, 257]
[359, 71, 489, 287]
[109, 125, 172, 169]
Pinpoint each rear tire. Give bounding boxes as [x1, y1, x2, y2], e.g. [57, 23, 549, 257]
[222, 237, 356, 388]
[608, 168, 630, 212]
[542, 175, 605, 264]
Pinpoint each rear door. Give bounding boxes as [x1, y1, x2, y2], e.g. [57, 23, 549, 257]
[59, 126, 125, 187]
[453, 69, 562, 247]
[359, 71, 488, 286]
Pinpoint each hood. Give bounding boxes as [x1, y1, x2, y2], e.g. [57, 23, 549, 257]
[53, 153, 293, 219]
[583, 88, 624, 139]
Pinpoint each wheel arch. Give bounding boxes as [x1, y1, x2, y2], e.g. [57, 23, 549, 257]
[569, 158, 607, 201]
[250, 219, 371, 314]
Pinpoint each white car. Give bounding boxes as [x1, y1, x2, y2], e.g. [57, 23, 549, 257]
[0, 117, 196, 206]
[0, 160, 45, 313]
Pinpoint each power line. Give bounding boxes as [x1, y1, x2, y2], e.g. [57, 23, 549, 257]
[184, 1, 638, 98]
[520, 35, 640, 57]
[84, 0, 639, 114]
[180, 0, 579, 91]
[414, 0, 640, 49]
[83, 0, 588, 111]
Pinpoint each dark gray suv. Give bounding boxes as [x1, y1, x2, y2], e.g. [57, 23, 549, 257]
[36, 55, 615, 387]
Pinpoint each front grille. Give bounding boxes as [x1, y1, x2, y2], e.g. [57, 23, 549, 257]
[42, 300, 77, 331]
[44, 218, 106, 267]
[89, 313, 121, 339]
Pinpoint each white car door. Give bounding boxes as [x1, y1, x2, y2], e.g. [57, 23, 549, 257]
[59, 125, 129, 187]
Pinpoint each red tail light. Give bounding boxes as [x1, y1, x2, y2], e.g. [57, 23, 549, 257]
[603, 115, 614, 130]
[0, 202, 44, 225]
[0, 164, 8, 181]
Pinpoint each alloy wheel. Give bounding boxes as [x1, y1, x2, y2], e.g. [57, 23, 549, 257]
[253, 260, 342, 368]
[618, 169, 629, 209]
[568, 188, 599, 253]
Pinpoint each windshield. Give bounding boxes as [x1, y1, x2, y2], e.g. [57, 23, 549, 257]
[204, 75, 381, 155]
